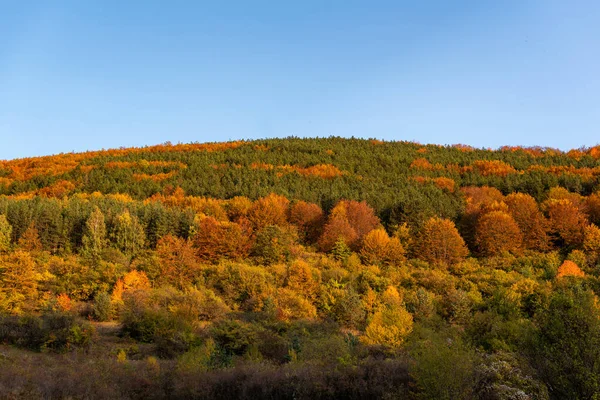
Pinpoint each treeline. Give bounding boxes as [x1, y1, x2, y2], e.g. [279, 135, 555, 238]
[3, 137, 600, 215]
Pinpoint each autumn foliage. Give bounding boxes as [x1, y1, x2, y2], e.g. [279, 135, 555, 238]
[193, 217, 250, 262]
[475, 211, 523, 256]
[545, 199, 588, 248]
[360, 229, 406, 266]
[505, 193, 550, 250]
[557, 260, 585, 278]
[4, 138, 600, 398]
[415, 217, 468, 266]
[289, 201, 324, 243]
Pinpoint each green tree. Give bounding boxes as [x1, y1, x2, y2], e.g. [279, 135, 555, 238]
[531, 285, 600, 399]
[112, 210, 146, 256]
[81, 207, 107, 261]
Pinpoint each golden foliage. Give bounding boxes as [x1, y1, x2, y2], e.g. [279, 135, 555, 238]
[415, 217, 468, 266]
[475, 211, 523, 256]
[471, 160, 517, 177]
[362, 305, 413, 348]
[193, 217, 250, 262]
[360, 229, 406, 266]
[247, 193, 290, 231]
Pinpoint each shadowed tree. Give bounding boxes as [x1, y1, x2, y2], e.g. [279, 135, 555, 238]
[584, 224, 600, 265]
[289, 201, 324, 244]
[505, 192, 550, 251]
[545, 199, 588, 249]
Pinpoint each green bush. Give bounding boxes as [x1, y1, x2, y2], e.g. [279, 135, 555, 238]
[0, 313, 94, 352]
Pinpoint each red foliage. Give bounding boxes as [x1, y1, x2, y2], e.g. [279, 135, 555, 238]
[340, 200, 380, 240]
[318, 216, 358, 253]
[289, 201, 324, 243]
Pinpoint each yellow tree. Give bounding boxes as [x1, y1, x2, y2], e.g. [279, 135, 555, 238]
[18, 222, 42, 253]
[112, 210, 146, 255]
[360, 228, 406, 266]
[111, 270, 151, 304]
[247, 193, 290, 231]
[285, 260, 319, 301]
[584, 224, 600, 265]
[362, 304, 413, 349]
[0, 214, 12, 253]
[0, 251, 39, 313]
[415, 217, 468, 266]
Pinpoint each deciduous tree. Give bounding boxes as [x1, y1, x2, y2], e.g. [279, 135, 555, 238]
[415, 217, 468, 266]
[193, 217, 250, 263]
[0, 214, 12, 253]
[475, 211, 523, 256]
[112, 210, 146, 256]
[289, 201, 324, 243]
[505, 193, 550, 251]
[545, 199, 588, 249]
[81, 207, 107, 261]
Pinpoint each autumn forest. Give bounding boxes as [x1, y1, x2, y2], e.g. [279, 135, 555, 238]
[2, 137, 600, 399]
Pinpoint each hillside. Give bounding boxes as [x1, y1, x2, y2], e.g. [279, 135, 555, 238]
[1, 137, 600, 399]
[3, 137, 600, 221]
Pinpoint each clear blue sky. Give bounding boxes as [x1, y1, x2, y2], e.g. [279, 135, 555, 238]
[1, 1, 599, 160]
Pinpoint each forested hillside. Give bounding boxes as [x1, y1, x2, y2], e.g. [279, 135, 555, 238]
[2, 137, 600, 399]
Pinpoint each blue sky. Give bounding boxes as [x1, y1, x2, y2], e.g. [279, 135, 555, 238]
[1, 1, 599, 160]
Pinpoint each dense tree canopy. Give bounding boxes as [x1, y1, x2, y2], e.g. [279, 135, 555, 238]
[3, 138, 600, 398]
